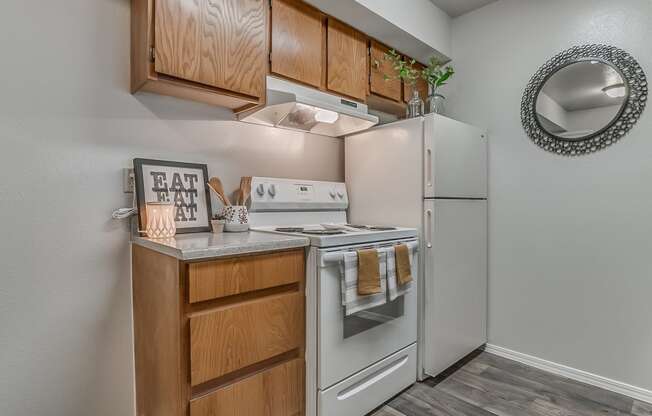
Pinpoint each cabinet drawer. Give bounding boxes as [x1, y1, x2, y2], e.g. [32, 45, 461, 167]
[188, 249, 304, 303]
[190, 358, 304, 416]
[190, 291, 303, 386]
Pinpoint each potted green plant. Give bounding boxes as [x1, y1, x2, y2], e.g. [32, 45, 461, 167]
[422, 57, 454, 114]
[211, 212, 226, 234]
[383, 49, 424, 118]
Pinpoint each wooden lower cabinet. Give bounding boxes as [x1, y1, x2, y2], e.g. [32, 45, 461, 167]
[132, 245, 306, 416]
[190, 291, 303, 385]
[188, 250, 304, 303]
[190, 359, 304, 416]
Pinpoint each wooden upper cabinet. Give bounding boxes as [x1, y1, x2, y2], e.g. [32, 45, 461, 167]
[327, 19, 368, 102]
[154, 0, 267, 99]
[369, 40, 402, 102]
[403, 60, 429, 104]
[270, 0, 324, 89]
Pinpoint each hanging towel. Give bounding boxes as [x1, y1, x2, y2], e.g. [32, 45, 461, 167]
[357, 249, 382, 295]
[395, 244, 413, 285]
[340, 250, 388, 316]
[386, 241, 418, 301]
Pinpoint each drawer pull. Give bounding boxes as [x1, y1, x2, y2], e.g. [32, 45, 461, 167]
[337, 355, 409, 400]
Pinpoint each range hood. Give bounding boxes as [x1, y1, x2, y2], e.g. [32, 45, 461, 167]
[239, 76, 378, 137]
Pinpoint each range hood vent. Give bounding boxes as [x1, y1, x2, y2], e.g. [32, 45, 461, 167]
[239, 76, 378, 137]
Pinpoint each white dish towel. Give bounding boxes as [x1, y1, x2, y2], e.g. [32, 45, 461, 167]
[340, 250, 388, 316]
[385, 241, 418, 301]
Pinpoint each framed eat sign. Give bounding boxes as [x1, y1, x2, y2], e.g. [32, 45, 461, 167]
[133, 158, 212, 234]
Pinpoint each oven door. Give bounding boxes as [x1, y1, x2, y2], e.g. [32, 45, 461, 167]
[317, 238, 418, 390]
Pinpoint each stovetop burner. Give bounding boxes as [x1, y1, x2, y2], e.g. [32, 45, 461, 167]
[275, 227, 305, 232]
[300, 230, 345, 235]
[346, 224, 398, 231]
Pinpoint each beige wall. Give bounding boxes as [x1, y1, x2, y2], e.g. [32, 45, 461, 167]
[448, 0, 652, 392]
[0, 1, 342, 415]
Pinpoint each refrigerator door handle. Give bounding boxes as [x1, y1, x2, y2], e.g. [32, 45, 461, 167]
[426, 148, 433, 190]
[426, 209, 433, 248]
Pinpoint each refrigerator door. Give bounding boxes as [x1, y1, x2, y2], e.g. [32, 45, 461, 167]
[424, 114, 487, 199]
[423, 199, 487, 377]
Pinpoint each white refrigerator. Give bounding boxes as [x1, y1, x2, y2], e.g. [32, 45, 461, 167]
[345, 114, 488, 379]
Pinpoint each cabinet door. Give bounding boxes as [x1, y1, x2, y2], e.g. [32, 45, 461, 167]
[369, 40, 401, 102]
[403, 61, 428, 103]
[271, 0, 324, 89]
[154, 0, 267, 98]
[327, 19, 368, 102]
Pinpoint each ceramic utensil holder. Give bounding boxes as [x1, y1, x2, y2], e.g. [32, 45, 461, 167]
[145, 202, 176, 238]
[221, 205, 249, 232]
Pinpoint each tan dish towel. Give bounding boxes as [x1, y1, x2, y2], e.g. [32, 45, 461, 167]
[357, 249, 382, 295]
[395, 244, 413, 285]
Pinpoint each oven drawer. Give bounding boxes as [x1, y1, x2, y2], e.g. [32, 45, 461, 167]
[318, 343, 417, 416]
[188, 249, 304, 303]
[190, 358, 304, 416]
[190, 291, 303, 386]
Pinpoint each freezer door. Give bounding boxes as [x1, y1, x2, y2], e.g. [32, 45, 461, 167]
[423, 199, 487, 377]
[346, 118, 424, 227]
[424, 114, 487, 199]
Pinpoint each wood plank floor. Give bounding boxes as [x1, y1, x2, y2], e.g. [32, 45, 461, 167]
[370, 350, 652, 416]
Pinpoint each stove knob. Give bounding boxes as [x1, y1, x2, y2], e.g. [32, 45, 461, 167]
[329, 190, 336, 199]
[256, 183, 265, 197]
[337, 191, 344, 199]
[268, 184, 277, 198]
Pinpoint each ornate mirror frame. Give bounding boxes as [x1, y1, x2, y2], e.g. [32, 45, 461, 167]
[521, 44, 647, 156]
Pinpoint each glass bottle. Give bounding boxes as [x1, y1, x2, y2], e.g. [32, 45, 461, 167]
[406, 88, 424, 118]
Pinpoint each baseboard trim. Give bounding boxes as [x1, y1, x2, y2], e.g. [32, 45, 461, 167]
[483, 344, 652, 404]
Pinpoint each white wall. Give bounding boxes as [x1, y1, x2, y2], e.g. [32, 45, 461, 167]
[448, 0, 652, 390]
[0, 1, 343, 416]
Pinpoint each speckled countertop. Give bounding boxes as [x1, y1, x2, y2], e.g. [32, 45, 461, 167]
[132, 231, 309, 261]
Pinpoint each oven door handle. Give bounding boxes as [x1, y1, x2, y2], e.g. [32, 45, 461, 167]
[318, 240, 419, 267]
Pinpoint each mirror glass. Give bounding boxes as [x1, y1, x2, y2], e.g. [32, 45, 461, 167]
[535, 60, 627, 140]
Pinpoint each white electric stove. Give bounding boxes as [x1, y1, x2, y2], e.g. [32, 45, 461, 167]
[249, 177, 419, 416]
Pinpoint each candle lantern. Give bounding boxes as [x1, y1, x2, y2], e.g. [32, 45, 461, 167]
[145, 202, 176, 238]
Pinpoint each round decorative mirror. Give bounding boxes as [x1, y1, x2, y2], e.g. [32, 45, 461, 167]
[521, 45, 647, 156]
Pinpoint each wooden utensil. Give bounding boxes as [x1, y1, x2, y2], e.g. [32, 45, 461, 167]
[239, 176, 252, 206]
[206, 182, 226, 205]
[208, 177, 231, 205]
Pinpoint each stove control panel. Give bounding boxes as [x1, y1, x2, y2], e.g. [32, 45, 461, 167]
[248, 177, 348, 212]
